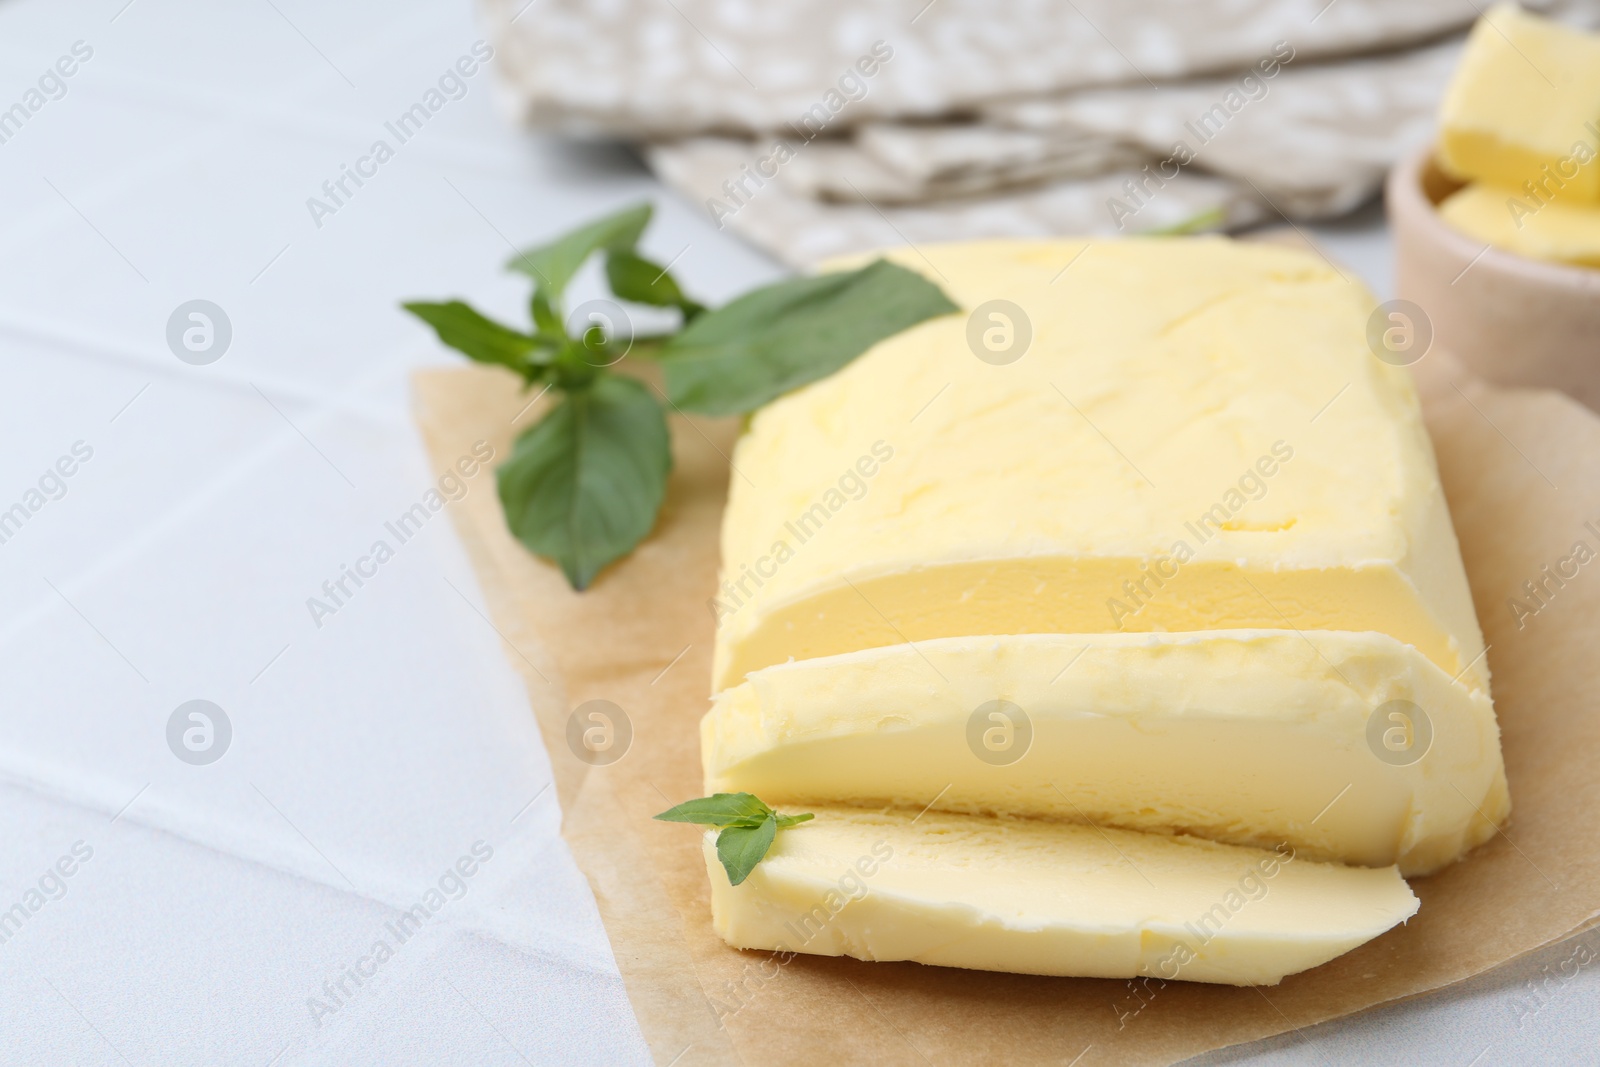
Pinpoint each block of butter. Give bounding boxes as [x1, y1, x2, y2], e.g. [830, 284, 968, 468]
[1440, 182, 1600, 268]
[703, 630, 1508, 875]
[703, 808, 1419, 986]
[710, 238, 1487, 695]
[698, 237, 1505, 984]
[1436, 3, 1600, 202]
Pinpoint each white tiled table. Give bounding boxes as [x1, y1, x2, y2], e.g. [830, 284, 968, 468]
[0, 2, 1591, 1063]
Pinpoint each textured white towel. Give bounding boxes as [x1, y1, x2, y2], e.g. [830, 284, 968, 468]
[486, 0, 1600, 263]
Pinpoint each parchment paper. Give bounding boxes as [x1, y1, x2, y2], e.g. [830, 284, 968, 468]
[412, 340, 1600, 1066]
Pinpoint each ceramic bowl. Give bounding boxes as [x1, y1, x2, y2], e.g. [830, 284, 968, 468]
[1388, 146, 1600, 410]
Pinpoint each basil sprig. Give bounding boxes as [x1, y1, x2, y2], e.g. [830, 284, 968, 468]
[654, 792, 814, 885]
[404, 201, 958, 589]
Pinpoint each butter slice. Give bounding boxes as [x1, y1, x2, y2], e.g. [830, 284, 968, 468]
[704, 631, 1508, 875]
[704, 808, 1418, 986]
[1440, 182, 1600, 267]
[1437, 4, 1600, 201]
[710, 239, 1486, 693]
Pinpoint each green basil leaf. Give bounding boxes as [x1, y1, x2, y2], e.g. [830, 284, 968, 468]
[655, 794, 812, 885]
[716, 815, 778, 886]
[659, 258, 959, 416]
[402, 301, 544, 376]
[496, 375, 671, 590]
[506, 201, 653, 299]
[649, 793, 774, 825]
[653, 792, 774, 827]
[1144, 205, 1227, 236]
[530, 289, 564, 340]
[606, 249, 706, 319]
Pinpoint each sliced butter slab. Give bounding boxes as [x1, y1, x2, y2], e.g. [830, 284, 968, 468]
[1440, 182, 1600, 268]
[704, 808, 1419, 986]
[1437, 3, 1600, 202]
[710, 238, 1486, 694]
[704, 630, 1508, 875]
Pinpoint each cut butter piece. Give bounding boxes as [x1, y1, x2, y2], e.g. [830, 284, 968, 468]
[1440, 182, 1600, 268]
[704, 631, 1508, 875]
[1436, 3, 1600, 201]
[703, 808, 1419, 986]
[710, 238, 1486, 694]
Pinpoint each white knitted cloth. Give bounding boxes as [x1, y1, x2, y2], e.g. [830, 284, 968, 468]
[485, 0, 1600, 264]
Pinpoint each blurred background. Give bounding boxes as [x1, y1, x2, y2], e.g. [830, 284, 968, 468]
[0, 1, 1597, 1064]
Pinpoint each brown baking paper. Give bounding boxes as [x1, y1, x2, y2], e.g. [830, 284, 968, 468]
[413, 339, 1600, 1065]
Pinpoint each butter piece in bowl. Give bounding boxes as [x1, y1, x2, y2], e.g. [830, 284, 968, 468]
[1440, 182, 1600, 269]
[1390, 5, 1600, 408]
[1435, 2, 1600, 205]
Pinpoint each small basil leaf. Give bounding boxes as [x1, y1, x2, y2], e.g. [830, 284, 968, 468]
[530, 289, 564, 341]
[606, 250, 706, 319]
[716, 816, 778, 886]
[774, 812, 814, 830]
[659, 258, 959, 416]
[654, 793, 774, 826]
[402, 301, 543, 376]
[507, 201, 653, 299]
[1144, 205, 1227, 236]
[496, 375, 671, 590]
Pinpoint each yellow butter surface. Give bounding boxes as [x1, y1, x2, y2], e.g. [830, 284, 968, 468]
[711, 239, 1487, 695]
[704, 808, 1419, 986]
[704, 630, 1507, 876]
[1441, 181, 1600, 267]
[1437, 3, 1600, 201]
